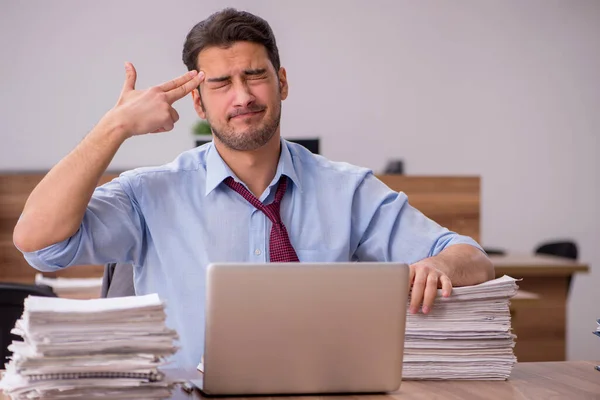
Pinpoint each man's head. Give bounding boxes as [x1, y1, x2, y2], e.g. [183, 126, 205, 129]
[182, 8, 288, 151]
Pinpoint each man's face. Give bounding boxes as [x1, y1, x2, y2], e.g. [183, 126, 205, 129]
[193, 41, 288, 151]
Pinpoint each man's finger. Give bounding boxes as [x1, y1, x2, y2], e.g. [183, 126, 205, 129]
[163, 119, 175, 132]
[169, 107, 180, 124]
[152, 120, 174, 134]
[165, 71, 205, 104]
[440, 275, 453, 297]
[121, 62, 137, 93]
[422, 273, 439, 314]
[409, 269, 426, 314]
[158, 70, 198, 92]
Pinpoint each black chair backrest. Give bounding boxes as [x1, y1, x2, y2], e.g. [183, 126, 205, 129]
[0, 283, 57, 369]
[482, 247, 506, 256]
[535, 241, 578, 260]
[101, 263, 136, 298]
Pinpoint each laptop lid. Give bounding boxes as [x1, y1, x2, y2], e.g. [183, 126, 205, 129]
[201, 262, 408, 395]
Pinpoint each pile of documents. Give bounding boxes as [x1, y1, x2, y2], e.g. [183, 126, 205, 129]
[0, 294, 178, 399]
[34, 273, 103, 298]
[403, 275, 519, 380]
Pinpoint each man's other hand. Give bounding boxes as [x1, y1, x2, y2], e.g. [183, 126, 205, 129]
[408, 259, 452, 315]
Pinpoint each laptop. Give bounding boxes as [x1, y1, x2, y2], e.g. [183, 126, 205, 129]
[194, 262, 409, 396]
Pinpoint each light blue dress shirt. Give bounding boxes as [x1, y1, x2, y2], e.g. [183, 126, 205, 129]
[19, 138, 483, 368]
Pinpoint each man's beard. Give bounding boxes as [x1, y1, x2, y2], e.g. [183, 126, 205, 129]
[209, 102, 281, 151]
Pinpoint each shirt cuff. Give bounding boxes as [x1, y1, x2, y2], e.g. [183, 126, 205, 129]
[15, 230, 82, 272]
[431, 232, 485, 257]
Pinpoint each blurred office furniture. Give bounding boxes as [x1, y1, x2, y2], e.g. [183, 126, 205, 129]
[483, 241, 578, 259]
[482, 247, 506, 256]
[286, 138, 320, 154]
[378, 175, 480, 243]
[0, 282, 56, 369]
[535, 240, 578, 260]
[490, 254, 588, 362]
[0, 173, 112, 285]
[101, 262, 135, 298]
[34, 273, 102, 300]
[383, 159, 404, 174]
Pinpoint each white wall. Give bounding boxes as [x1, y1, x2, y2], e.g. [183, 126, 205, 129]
[1, 0, 598, 360]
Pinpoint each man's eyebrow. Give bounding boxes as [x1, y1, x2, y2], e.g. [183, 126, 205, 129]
[205, 68, 267, 83]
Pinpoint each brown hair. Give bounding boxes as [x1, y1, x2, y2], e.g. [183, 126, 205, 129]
[182, 8, 281, 74]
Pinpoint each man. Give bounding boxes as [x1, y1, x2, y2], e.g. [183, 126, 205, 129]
[13, 8, 494, 368]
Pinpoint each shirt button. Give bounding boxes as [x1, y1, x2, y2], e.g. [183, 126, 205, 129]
[254, 249, 262, 256]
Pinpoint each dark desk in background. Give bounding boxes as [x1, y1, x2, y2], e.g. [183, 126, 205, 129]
[491, 255, 589, 362]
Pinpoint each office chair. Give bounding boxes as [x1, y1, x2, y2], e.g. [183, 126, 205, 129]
[0, 282, 57, 369]
[534, 240, 578, 260]
[100, 262, 136, 298]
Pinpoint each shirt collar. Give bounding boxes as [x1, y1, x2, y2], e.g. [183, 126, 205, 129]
[204, 138, 302, 196]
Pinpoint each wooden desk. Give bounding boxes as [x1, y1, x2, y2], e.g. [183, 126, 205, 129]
[163, 361, 600, 399]
[2, 361, 598, 400]
[490, 255, 589, 362]
[491, 254, 589, 277]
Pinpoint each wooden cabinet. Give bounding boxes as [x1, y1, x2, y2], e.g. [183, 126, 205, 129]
[0, 173, 118, 283]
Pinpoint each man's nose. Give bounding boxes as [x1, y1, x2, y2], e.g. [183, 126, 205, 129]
[232, 81, 256, 108]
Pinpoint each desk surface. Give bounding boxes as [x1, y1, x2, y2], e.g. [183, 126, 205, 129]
[490, 254, 589, 277]
[1, 362, 598, 399]
[164, 361, 600, 400]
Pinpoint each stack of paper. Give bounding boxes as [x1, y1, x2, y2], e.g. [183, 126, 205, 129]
[403, 275, 519, 380]
[34, 273, 103, 292]
[0, 294, 178, 399]
[34, 273, 103, 299]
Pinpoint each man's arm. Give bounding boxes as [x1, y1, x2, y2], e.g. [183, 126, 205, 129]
[13, 63, 203, 253]
[13, 117, 127, 252]
[351, 172, 494, 314]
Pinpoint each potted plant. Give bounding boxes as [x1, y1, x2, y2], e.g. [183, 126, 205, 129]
[193, 119, 212, 147]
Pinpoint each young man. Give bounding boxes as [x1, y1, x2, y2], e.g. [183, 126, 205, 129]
[13, 8, 494, 368]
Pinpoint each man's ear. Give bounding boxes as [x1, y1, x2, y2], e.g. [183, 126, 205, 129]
[191, 87, 206, 119]
[278, 67, 288, 100]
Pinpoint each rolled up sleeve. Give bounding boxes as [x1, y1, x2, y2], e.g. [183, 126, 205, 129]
[352, 173, 483, 264]
[19, 175, 145, 271]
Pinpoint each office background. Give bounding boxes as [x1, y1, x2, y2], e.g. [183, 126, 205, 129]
[0, 0, 598, 360]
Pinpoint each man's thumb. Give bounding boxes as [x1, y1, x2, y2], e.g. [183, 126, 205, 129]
[122, 62, 137, 92]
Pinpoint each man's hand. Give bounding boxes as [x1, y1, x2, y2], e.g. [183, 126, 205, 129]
[108, 62, 205, 138]
[408, 259, 452, 315]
